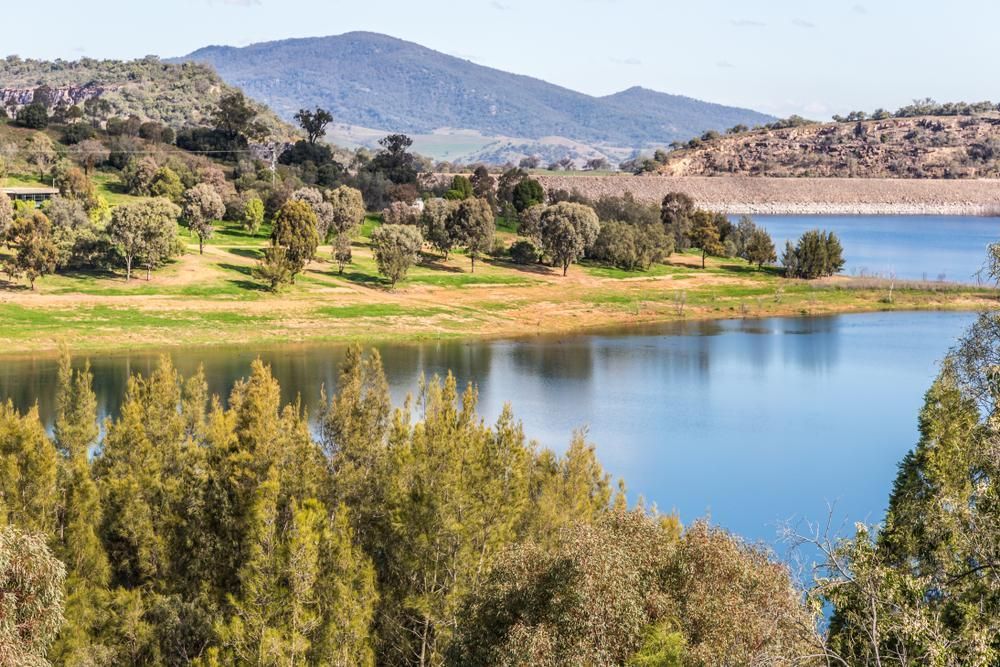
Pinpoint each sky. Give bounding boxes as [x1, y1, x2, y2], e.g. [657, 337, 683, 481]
[2, 0, 995, 119]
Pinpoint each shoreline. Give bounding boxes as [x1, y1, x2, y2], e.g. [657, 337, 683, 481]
[1, 286, 992, 360]
[535, 175, 1000, 217]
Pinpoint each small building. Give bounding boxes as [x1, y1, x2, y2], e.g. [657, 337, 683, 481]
[1, 186, 59, 207]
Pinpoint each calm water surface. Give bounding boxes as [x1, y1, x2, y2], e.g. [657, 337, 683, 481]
[745, 215, 1000, 282]
[0, 311, 976, 543]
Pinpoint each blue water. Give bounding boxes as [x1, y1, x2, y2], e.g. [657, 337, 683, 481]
[0, 311, 977, 544]
[743, 215, 1000, 282]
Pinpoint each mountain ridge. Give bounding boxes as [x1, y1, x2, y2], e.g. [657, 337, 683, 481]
[176, 32, 774, 162]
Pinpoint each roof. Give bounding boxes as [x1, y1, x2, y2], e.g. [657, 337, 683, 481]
[1, 187, 60, 195]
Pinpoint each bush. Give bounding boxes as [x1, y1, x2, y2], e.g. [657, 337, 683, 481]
[509, 239, 539, 264]
[15, 103, 49, 129]
[62, 122, 96, 145]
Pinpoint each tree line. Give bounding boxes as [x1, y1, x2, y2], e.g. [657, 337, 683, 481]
[0, 350, 820, 666]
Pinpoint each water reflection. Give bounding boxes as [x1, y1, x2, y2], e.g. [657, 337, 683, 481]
[0, 311, 975, 543]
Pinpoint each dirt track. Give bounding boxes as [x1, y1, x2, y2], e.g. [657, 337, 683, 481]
[537, 175, 1000, 216]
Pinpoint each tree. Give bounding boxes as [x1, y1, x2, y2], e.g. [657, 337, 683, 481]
[511, 178, 545, 214]
[782, 229, 845, 279]
[370, 224, 423, 287]
[421, 198, 455, 259]
[745, 227, 777, 269]
[45, 198, 98, 270]
[71, 139, 110, 176]
[108, 198, 181, 280]
[242, 196, 265, 236]
[690, 210, 724, 269]
[26, 132, 57, 180]
[370, 134, 418, 185]
[660, 192, 695, 250]
[538, 202, 600, 275]
[292, 187, 336, 240]
[183, 183, 226, 255]
[448, 198, 495, 272]
[212, 91, 265, 143]
[271, 199, 320, 281]
[327, 186, 366, 239]
[149, 167, 184, 203]
[592, 220, 672, 271]
[444, 175, 474, 201]
[254, 244, 294, 291]
[7, 211, 57, 289]
[16, 103, 49, 129]
[0, 527, 66, 664]
[333, 232, 353, 274]
[793, 326, 1000, 665]
[470, 166, 497, 210]
[294, 107, 334, 144]
[0, 191, 12, 239]
[121, 156, 159, 196]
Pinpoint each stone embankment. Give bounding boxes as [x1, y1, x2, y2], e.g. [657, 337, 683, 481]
[536, 175, 1000, 216]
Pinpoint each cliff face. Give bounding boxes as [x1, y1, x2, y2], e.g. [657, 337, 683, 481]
[659, 115, 1000, 179]
[0, 83, 112, 110]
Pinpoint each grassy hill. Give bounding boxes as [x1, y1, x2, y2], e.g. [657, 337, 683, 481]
[177, 32, 774, 162]
[0, 56, 295, 138]
[657, 113, 1000, 178]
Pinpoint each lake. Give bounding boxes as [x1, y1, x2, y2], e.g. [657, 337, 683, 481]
[744, 215, 1000, 282]
[0, 310, 977, 544]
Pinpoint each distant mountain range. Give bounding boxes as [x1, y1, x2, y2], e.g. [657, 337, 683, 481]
[177, 32, 774, 164]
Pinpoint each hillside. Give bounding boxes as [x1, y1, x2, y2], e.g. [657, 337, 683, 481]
[658, 114, 1000, 178]
[176, 32, 773, 163]
[0, 56, 295, 139]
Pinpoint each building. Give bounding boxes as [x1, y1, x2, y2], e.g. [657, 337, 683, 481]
[1, 186, 59, 207]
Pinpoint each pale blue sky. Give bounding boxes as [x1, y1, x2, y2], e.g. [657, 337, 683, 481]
[2, 0, 993, 119]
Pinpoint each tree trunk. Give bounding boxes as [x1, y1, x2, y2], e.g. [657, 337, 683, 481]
[563, 261, 569, 276]
[125, 258, 132, 282]
[199, 237, 204, 255]
[701, 250, 706, 269]
[470, 254, 476, 273]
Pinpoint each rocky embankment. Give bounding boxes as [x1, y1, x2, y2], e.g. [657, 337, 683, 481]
[537, 175, 1000, 216]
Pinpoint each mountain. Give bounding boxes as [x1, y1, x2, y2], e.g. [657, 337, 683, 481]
[177, 32, 774, 163]
[0, 56, 294, 139]
[655, 113, 1000, 178]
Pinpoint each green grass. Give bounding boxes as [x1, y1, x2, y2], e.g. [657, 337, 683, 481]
[0, 303, 270, 339]
[359, 215, 382, 239]
[406, 273, 534, 287]
[496, 217, 519, 234]
[314, 304, 446, 319]
[581, 262, 683, 280]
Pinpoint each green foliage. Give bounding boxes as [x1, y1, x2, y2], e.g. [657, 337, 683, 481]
[444, 175, 474, 200]
[370, 223, 423, 287]
[270, 199, 319, 281]
[511, 177, 545, 213]
[509, 239, 540, 264]
[183, 183, 226, 255]
[448, 197, 495, 272]
[592, 220, 673, 271]
[241, 196, 265, 235]
[781, 229, 845, 279]
[107, 198, 181, 281]
[690, 210, 725, 269]
[16, 102, 49, 129]
[253, 245, 295, 291]
[660, 192, 696, 251]
[5, 210, 58, 289]
[0, 526, 66, 665]
[538, 201, 600, 276]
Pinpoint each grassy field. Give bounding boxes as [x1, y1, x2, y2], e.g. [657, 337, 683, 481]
[1, 212, 995, 356]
